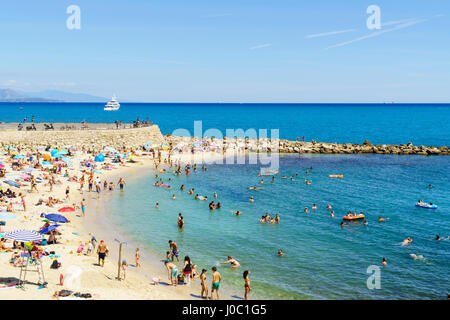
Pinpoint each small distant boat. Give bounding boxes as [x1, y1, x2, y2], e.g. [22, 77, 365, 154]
[343, 214, 365, 220]
[104, 95, 120, 111]
[415, 202, 438, 209]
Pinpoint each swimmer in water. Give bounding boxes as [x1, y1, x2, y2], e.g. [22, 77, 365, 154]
[382, 257, 387, 267]
[327, 203, 332, 210]
[231, 210, 242, 216]
[275, 213, 280, 223]
[248, 186, 263, 190]
[155, 202, 159, 209]
[402, 237, 413, 246]
[428, 184, 432, 189]
[214, 191, 218, 198]
[378, 217, 389, 222]
[172, 194, 176, 200]
[220, 256, 240, 267]
[330, 211, 334, 218]
[340, 222, 344, 228]
[312, 204, 317, 210]
[259, 216, 265, 223]
[277, 249, 284, 256]
[304, 207, 309, 213]
[249, 196, 254, 203]
[363, 220, 368, 226]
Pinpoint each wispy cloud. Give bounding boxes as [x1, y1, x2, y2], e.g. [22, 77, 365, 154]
[306, 29, 355, 39]
[326, 18, 428, 49]
[250, 43, 272, 50]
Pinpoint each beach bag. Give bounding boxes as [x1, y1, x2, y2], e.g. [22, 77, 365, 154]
[50, 260, 61, 269]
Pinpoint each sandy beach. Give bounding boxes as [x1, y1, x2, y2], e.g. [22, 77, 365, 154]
[0, 139, 234, 300]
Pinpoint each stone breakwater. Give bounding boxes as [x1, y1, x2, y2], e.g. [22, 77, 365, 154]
[0, 125, 166, 149]
[165, 135, 450, 156]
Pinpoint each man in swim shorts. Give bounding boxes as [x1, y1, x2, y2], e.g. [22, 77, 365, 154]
[168, 240, 180, 262]
[211, 266, 221, 300]
[97, 240, 108, 267]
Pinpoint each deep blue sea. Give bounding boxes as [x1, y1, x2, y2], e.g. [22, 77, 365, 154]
[3, 103, 449, 299]
[1, 102, 450, 145]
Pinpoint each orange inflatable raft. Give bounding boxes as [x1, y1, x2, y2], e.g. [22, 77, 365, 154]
[342, 214, 365, 220]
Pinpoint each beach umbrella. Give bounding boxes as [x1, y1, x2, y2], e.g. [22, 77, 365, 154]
[39, 224, 60, 235]
[58, 150, 68, 155]
[58, 206, 75, 213]
[13, 155, 25, 159]
[45, 214, 68, 223]
[60, 156, 72, 163]
[3, 180, 20, 188]
[51, 149, 60, 157]
[0, 164, 5, 168]
[94, 153, 105, 162]
[4, 230, 42, 242]
[5, 146, 17, 150]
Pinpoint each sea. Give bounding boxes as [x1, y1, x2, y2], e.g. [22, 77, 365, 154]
[2, 103, 449, 299]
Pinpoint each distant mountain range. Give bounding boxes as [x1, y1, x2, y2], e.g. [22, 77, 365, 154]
[0, 88, 107, 102]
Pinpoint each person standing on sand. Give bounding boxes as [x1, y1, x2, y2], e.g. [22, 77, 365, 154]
[97, 240, 109, 267]
[135, 248, 141, 268]
[165, 260, 179, 286]
[31, 176, 38, 193]
[243, 270, 251, 300]
[200, 269, 209, 299]
[80, 199, 86, 217]
[211, 266, 221, 300]
[19, 193, 26, 211]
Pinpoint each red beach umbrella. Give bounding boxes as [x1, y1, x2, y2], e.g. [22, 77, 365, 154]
[58, 207, 75, 213]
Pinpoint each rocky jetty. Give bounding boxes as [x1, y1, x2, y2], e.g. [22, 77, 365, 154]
[164, 135, 449, 156]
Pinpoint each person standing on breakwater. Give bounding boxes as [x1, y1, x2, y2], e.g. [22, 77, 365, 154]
[211, 266, 221, 300]
[117, 177, 126, 190]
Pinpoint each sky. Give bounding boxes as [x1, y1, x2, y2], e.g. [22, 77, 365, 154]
[0, 0, 449, 102]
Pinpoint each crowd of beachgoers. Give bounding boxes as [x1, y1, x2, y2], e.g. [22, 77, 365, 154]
[1, 119, 449, 300]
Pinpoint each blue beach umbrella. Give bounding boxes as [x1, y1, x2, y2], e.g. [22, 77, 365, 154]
[4, 180, 20, 188]
[40, 224, 60, 235]
[5, 230, 42, 242]
[13, 155, 25, 159]
[94, 153, 105, 162]
[45, 214, 68, 223]
[58, 149, 68, 155]
[50, 149, 59, 157]
[60, 156, 72, 163]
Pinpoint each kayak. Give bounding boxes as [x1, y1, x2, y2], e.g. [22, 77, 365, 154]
[343, 214, 365, 220]
[415, 203, 438, 209]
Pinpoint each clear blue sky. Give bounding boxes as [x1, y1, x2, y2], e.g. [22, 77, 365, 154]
[0, 0, 449, 102]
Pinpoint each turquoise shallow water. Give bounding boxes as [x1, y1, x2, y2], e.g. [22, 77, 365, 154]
[103, 154, 450, 299]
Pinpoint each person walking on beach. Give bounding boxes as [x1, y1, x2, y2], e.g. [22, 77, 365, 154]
[164, 260, 179, 286]
[243, 270, 251, 300]
[80, 199, 86, 217]
[31, 176, 38, 193]
[211, 266, 221, 300]
[65, 186, 70, 200]
[200, 269, 208, 299]
[88, 176, 93, 192]
[97, 240, 109, 267]
[135, 248, 141, 268]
